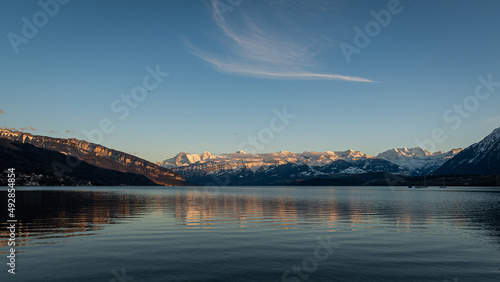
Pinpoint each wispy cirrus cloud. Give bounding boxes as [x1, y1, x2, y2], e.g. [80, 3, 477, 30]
[186, 0, 374, 82]
[29, 126, 37, 131]
[0, 109, 4, 114]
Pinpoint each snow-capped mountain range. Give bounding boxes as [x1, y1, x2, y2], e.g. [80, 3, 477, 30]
[155, 147, 464, 185]
[157, 148, 461, 174]
[165, 152, 403, 186]
[158, 150, 374, 169]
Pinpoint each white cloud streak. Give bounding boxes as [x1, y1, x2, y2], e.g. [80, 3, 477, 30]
[185, 0, 375, 82]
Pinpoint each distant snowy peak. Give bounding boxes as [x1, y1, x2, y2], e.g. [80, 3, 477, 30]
[377, 147, 461, 159]
[156, 151, 215, 168]
[335, 149, 373, 160]
[199, 151, 214, 159]
[378, 147, 432, 158]
[377, 147, 462, 174]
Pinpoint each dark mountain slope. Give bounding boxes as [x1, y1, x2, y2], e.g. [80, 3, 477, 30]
[0, 129, 188, 186]
[434, 127, 500, 175]
[0, 139, 157, 186]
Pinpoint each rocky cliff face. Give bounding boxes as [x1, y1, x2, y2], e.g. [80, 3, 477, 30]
[0, 139, 158, 186]
[0, 129, 187, 186]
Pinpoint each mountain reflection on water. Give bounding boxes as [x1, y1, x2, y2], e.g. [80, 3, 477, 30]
[1, 186, 499, 249]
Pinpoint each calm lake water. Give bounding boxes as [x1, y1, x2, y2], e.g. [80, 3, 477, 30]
[1, 186, 499, 281]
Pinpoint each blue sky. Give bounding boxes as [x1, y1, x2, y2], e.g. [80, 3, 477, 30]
[1, 0, 500, 162]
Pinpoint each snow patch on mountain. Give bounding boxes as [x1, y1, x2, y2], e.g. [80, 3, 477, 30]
[340, 167, 366, 174]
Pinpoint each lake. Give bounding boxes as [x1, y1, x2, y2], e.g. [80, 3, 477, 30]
[1, 186, 499, 281]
